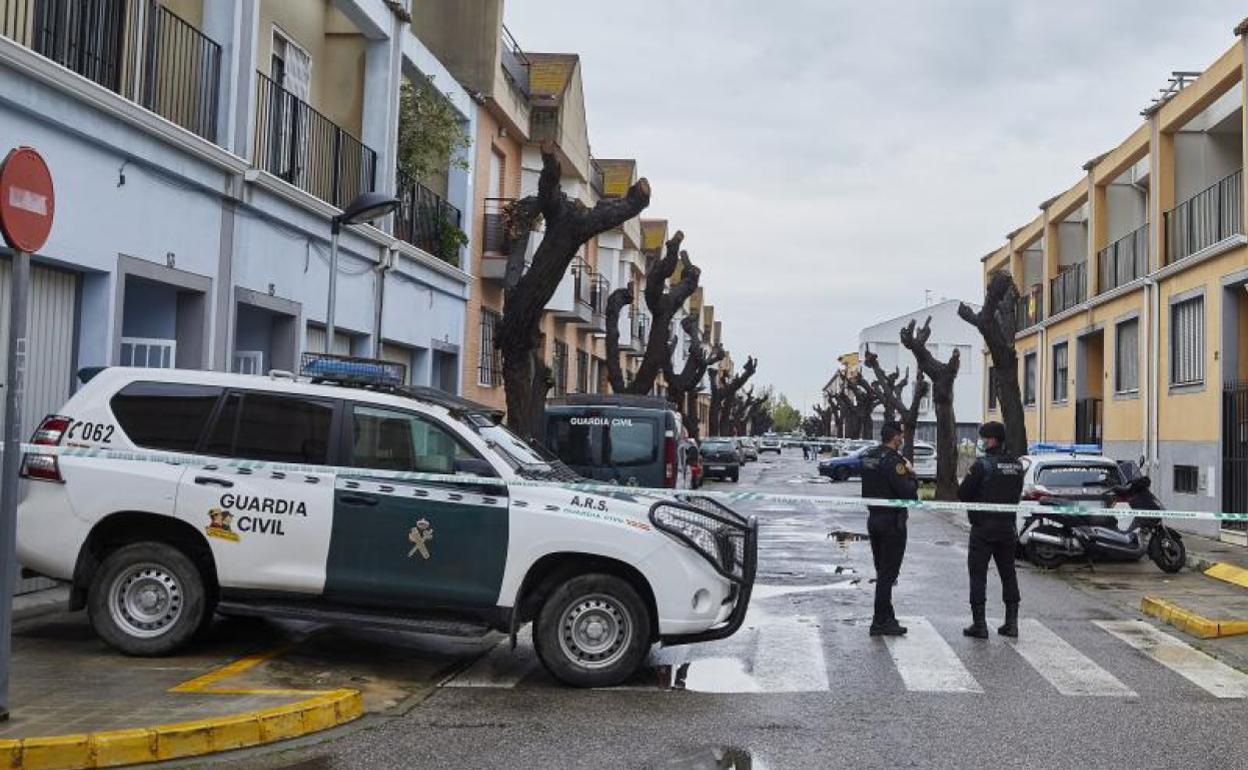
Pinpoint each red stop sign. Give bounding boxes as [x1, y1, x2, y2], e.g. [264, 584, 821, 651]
[0, 147, 55, 253]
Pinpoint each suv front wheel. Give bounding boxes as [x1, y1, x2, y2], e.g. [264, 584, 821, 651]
[534, 573, 652, 688]
[88, 542, 209, 656]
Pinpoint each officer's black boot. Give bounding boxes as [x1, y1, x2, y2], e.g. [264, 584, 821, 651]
[962, 603, 989, 639]
[998, 603, 1019, 637]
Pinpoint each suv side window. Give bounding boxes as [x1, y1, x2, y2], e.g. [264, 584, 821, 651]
[349, 404, 480, 474]
[204, 391, 335, 464]
[110, 382, 223, 451]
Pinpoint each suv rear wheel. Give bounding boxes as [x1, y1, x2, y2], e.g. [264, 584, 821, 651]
[87, 542, 209, 656]
[534, 573, 651, 688]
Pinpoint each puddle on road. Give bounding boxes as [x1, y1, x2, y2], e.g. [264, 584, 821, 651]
[661, 745, 764, 769]
[828, 530, 869, 550]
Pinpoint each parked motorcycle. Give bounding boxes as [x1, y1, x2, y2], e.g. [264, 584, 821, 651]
[1018, 476, 1186, 573]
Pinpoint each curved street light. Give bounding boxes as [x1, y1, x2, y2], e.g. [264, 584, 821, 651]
[325, 191, 399, 348]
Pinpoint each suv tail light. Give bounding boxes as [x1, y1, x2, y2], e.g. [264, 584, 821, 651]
[21, 414, 69, 483]
[664, 436, 677, 488]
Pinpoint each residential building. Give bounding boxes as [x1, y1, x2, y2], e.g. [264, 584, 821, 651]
[0, 0, 477, 592]
[856, 299, 983, 443]
[976, 19, 1248, 542]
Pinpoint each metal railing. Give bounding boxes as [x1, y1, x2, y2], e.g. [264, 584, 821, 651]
[120, 336, 175, 368]
[571, 258, 592, 309]
[589, 272, 610, 319]
[1097, 222, 1149, 293]
[531, 106, 562, 144]
[482, 197, 514, 255]
[499, 23, 529, 98]
[1015, 284, 1043, 331]
[253, 70, 377, 208]
[1164, 168, 1243, 265]
[1049, 261, 1086, 315]
[1, 0, 221, 142]
[395, 167, 462, 266]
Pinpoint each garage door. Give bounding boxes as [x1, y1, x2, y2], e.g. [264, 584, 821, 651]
[0, 258, 79, 594]
[305, 324, 351, 356]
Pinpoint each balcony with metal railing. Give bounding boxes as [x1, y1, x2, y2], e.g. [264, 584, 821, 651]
[550, 257, 593, 323]
[1049, 261, 1086, 316]
[253, 71, 378, 208]
[585, 272, 610, 331]
[633, 310, 650, 356]
[394, 168, 462, 266]
[499, 24, 530, 98]
[622, 304, 642, 354]
[1097, 222, 1149, 293]
[480, 197, 518, 281]
[1016, 284, 1043, 332]
[1164, 168, 1243, 266]
[1, 0, 222, 143]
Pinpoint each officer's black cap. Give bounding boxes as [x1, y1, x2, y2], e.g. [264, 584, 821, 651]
[978, 421, 1006, 441]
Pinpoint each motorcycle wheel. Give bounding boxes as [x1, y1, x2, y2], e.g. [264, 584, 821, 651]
[1024, 539, 1066, 569]
[1149, 531, 1186, 574]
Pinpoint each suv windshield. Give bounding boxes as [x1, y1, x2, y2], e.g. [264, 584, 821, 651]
[459, 413, 578, 481]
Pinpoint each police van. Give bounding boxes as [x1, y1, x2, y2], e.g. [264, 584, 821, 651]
[16, 356, 757, 687]
[541, 395, 691, 489]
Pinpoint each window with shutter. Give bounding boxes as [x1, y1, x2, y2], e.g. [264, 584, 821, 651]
[1170, 297, 1204, 386]
[1115, 318, 1139, 393]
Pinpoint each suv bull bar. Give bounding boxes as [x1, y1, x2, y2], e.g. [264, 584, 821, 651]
[649, 496, 758, 646]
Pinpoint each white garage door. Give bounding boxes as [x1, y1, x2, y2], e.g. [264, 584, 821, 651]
[0, 258, 78, 594]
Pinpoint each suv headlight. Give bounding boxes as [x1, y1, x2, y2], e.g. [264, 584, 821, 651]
[650, 500, 750, 583]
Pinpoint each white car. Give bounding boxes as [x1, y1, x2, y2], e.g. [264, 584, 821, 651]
[911, 441, 937, 480]
[16, 359, 757, 688]
[759, 436, 782, 454]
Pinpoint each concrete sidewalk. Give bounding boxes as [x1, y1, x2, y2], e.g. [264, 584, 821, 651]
[0, 609, 488, 769]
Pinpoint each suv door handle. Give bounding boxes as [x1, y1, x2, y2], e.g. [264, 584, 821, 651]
[338, 493, 379, 507]
[194, 475, 234, 488]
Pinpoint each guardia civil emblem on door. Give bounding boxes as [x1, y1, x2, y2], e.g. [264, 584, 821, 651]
[407, 519, 434, 560]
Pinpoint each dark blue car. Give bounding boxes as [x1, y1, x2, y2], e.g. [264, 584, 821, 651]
[819, 446, 871, 482]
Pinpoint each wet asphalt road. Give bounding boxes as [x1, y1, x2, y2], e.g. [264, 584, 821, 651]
[196, 451, 1247, 770]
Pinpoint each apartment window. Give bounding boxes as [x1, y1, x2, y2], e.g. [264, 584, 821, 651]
[576, 350, 590, 393]
[987, 367, 999, 410]
[1115, 318, 1139, 393]
[1174, 464, 1199, 495]
[1052, 342, 1069, 402]
[272, 29, 311, 99]
[1023, 352, 1037, 405]
[477, 309, 501, 387]
[552, 341, 568, 395]
[1170, 296, 1204, 386]
[488, 149, 505, 197]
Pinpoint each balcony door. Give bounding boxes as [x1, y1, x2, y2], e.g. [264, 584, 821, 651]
[269, 28, 312, 187]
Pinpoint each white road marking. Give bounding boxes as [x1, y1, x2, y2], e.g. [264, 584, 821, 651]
[1096, 619, 1248, 699]
[443, 634, 537, 688]
[753, 614, 829, 692]
[885, 617, 983, 693]
[1003, 619, 1136, 697]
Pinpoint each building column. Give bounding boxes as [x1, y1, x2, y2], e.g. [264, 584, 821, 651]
[203, 0, 258, 158]
[1088, 173, 1107, 297]
[1149, 113, 1174, 274]
[361, 23, 403, 199]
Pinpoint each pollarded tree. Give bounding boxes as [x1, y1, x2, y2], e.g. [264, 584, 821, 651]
[846, 374, 879, 440]
[663, 315, 725, 438]
[709, 356, 758, 437]
[900, 317, 961, 500]
[498, 148, 651, 437]
[959, 269, 1027, 456]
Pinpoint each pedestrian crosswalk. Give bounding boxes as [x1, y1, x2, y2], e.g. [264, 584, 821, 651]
[440, 613, 1248, 700]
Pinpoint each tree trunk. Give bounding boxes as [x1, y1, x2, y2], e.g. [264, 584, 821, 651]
[625, 234, 703, 395]
[498, 147, 651, 437]
[863, 348, 916, 457]
[847, 377, 878, 440]
[603, 284, 634, 393]
[959, 270, 1027, 456]
[900, 317, 961, 500]
[664, 315, 724, 432]
[899, 372, 929, 463]
[710, 357, 757, 436]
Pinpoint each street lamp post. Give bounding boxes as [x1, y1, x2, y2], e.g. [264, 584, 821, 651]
[324, 192, 399, 350]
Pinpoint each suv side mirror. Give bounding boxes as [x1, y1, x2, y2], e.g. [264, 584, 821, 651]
[454, 457, 498, 478]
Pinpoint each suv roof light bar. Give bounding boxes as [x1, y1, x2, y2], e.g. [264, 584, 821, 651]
[1029, 442, 1102, 456]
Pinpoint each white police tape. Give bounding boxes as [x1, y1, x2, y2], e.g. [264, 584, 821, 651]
[19, 442, 1248, 523]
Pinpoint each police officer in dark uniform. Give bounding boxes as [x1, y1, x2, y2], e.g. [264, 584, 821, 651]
[957, 421, 1025, 639]
[860, 421, 918, 636]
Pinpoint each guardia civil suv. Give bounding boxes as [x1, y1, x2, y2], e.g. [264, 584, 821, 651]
[16, 355, 757, 687]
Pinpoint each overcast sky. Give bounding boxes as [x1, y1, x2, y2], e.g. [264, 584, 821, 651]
[505, 0, 1244, 414]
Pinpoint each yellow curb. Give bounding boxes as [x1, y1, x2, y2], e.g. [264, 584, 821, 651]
[1140, 596, 1248, 639]
[1204, 562, 1248, 590]
[0, 644, 363, 770]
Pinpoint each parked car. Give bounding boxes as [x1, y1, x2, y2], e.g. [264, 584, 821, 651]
[738, 437, 759, 462]
[17, 357, 758, 687]
[542, 394, 690, 489]
[700, 437, 742, 482]
[1015, 451, 1126, 534]
[759, 435, 783, 454]
[911, 441, 937, 480]
[819, 446, 872, 481]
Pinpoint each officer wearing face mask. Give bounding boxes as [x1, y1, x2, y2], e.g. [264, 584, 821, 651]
[957, 421, 1024, 639]
[860, 421, 918, 636]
